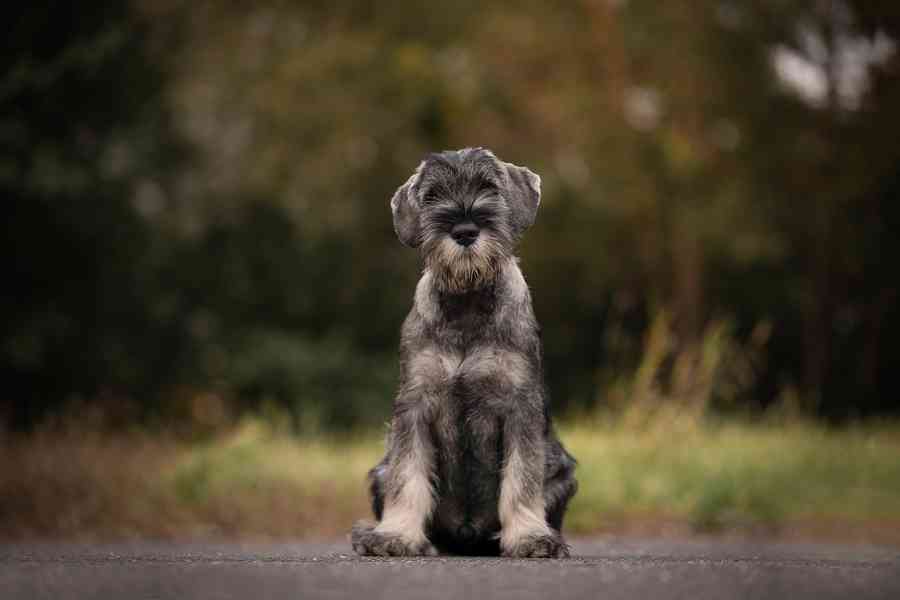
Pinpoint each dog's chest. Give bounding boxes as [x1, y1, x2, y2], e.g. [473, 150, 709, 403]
[433, 290, 496, 345]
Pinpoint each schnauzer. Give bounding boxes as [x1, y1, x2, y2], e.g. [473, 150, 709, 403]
[351, 148, 577, 558]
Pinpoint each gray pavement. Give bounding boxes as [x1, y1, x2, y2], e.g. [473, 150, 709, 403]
[1, 538, 898, 599]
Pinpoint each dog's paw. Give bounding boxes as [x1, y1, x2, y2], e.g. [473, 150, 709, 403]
[351, 520, 438, 557]
[502, 531, 570, 559]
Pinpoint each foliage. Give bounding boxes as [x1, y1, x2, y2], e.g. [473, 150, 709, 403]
[4, 1, 900, 428]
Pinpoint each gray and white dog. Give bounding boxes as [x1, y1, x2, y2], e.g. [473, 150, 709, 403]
[351, 148, 577, 558]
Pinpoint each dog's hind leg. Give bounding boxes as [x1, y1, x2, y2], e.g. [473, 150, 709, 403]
[544, 441, 578, 533]
[369, 459, 387, 520]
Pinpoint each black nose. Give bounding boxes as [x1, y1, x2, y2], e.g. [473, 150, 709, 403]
[451, 222, 479, 247]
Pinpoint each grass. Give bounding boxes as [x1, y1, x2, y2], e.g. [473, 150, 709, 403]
[564, 416, 900, 540]
[2, 415, 900, 543]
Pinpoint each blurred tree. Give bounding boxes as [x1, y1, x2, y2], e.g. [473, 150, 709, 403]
[1, 3, 188, 426]
[741, 0, 900, 416]
[4, 0, 899, 429]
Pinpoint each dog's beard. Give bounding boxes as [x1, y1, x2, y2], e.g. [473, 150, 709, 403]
[424, 234, 505, 294]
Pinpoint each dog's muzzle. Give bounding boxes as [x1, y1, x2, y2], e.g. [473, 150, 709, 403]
[450, 222, 479, 247]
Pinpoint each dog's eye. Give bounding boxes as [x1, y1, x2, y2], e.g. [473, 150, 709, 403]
[423, 190, 442, 204]
[469, 208, 493, 227]
[432, 206, 462, 227]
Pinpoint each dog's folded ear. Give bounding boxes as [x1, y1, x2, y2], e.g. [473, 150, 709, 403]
[502, 161, 542, 236]
[390, 162, 425, 247]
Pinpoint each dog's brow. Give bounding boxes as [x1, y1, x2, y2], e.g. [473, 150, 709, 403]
[421, 181, 452, 204]
[471, 194, 500, 211]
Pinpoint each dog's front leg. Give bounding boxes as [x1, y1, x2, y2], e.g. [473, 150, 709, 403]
[352, 402, 438, 557]
[498, 401, 570, 558]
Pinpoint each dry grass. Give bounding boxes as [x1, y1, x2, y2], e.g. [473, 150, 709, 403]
[0, 429, 188, 539]
[0, 423, 374, 540]
[2, 417, 899, 544]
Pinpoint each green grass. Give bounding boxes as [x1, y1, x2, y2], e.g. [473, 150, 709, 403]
[563, 418, 900, 534]
[4, 416, 900, 541]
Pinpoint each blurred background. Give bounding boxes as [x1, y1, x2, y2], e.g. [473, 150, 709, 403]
[2, 1, 899, 543]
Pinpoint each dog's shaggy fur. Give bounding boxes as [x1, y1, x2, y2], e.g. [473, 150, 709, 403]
[351, 148, 577, 558]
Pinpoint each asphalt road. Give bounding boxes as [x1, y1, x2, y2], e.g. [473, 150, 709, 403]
[2, 538, 898, 600]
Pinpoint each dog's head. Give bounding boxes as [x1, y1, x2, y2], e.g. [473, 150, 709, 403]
[390, 147, 541, 293]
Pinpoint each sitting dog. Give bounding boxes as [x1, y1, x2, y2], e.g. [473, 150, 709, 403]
[351, 148, 577, 558]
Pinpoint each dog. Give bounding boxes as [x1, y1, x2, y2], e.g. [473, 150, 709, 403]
[351, 148, 577, 558]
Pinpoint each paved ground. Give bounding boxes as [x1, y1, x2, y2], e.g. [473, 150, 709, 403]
[1, 538, 898, 600]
